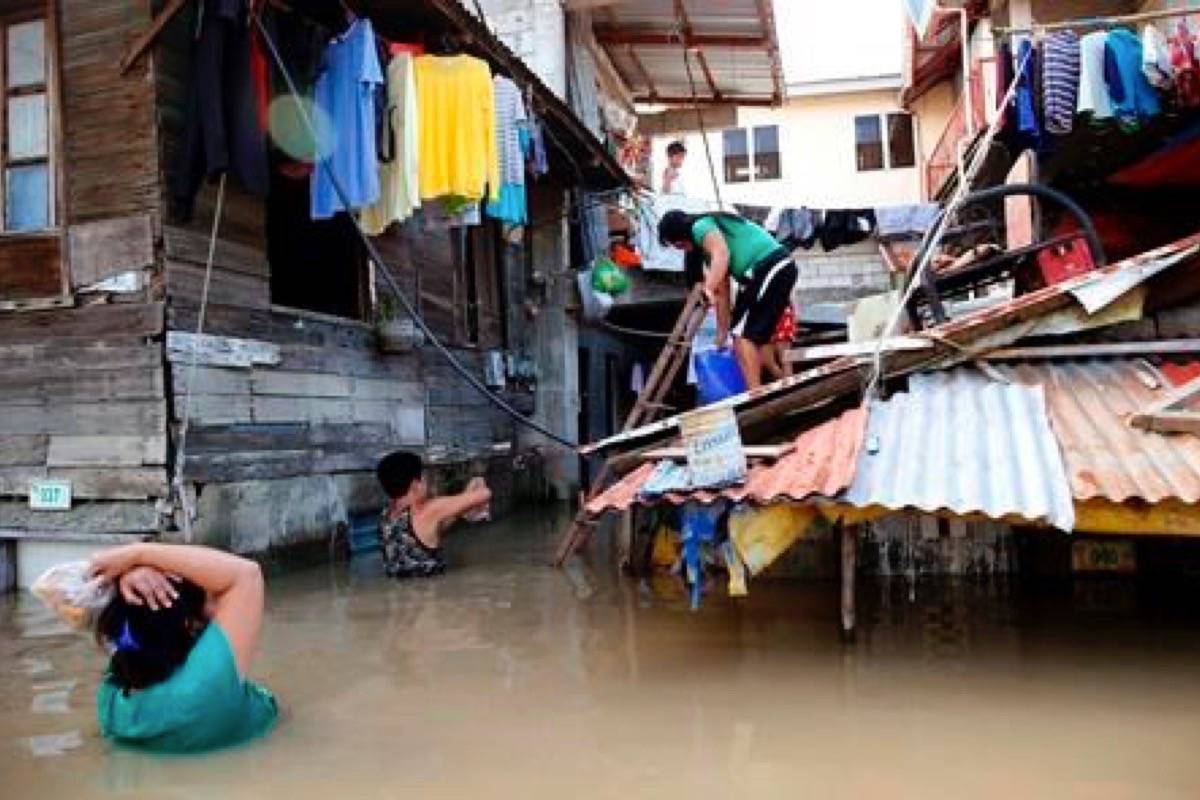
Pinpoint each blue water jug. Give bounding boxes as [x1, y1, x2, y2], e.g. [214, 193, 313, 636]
[694, 349, 747, 406]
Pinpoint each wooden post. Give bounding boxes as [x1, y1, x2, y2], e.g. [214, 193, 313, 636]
[841, 524, 857, 639]
[0, 540, 16, 594]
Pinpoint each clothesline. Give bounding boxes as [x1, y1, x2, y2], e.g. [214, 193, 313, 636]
[995, 5, 1200, 36]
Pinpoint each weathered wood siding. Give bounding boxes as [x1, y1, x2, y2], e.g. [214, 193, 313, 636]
[0, 303, 166, 532]
[60, 0, 159, 225]
[0, 1, 167, 532]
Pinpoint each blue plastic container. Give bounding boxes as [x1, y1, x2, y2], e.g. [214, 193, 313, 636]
[694, 349, 747, 406]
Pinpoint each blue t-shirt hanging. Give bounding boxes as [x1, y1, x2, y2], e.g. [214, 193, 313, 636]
[311, 17, 384, 219]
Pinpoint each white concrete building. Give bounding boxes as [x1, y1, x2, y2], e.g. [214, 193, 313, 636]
[651, 0, 954, 209]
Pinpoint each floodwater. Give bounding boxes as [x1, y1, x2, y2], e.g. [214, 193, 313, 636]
[5, 511, 1200, 799]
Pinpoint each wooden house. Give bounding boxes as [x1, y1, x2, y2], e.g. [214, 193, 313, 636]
[0, 0, 626, 588]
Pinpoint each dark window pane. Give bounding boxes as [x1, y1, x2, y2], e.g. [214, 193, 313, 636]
[888, 113, 916, 169]
[753, 125, 781, 180]
[723, 128, 750, 183]
[7, 163, 49, 231]
[855, 115, 884, 172]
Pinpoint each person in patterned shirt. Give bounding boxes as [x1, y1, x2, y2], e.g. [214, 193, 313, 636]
[375, 451, 491, 579]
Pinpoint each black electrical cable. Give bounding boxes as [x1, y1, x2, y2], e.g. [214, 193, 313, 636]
[252, 11, 578, 450]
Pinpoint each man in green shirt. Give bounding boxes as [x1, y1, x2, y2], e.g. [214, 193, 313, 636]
[659, 210, 798, 389]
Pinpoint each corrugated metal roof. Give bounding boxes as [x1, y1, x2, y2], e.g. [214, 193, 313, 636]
[593, 0, 782, 105]
[580, 231, 1200, 457]
[845, 371, 1076, 530]
[997, 359, 1200, 504]
[585, 405, 866, 515]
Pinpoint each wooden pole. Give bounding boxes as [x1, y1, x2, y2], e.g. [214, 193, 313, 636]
[841, 524, 858, 639]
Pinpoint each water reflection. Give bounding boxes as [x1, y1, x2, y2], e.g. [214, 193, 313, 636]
[3, 508, 1200, 798]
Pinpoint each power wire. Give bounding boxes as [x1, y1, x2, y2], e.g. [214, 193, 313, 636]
[676, 24, 724, 207]
[252, 10, 578, 450]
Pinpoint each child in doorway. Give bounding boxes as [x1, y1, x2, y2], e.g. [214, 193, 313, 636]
[376, 451, 492, 578]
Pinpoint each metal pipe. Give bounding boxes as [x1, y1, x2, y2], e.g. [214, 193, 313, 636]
[995, 6, 1200, 36]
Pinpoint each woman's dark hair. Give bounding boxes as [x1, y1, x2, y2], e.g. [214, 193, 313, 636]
[658, 210, 746, 248]
[377, 450, 424, 499]
[96, 578, 208, 693]
[666, 140, 687, 157]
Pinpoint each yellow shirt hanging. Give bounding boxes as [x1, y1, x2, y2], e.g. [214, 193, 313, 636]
[415, 54, 500, 203]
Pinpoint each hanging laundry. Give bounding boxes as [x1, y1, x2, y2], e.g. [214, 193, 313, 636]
[630, 363, 645, 395]
[486, 76, 530, 225]
[1078, 30, 1116, 122]
[416, 54, 500, 202]
[874, 204, 939, 239]
[1104, 28, 1161, 131]
[818, 209, 876, 252]
[1169, 20, 1200, 108]
[997, 41, 1017, 134]
[311, 16, 384, 219]
[1013, 38, 1042, 143]
[361, 52, 421, 235]
[419, 197, 482, 230]
[175, 0, 269, 221]
[1142, 24, 1174, 89]
[774, 207, 821, 250]
[528, 114, 550, 177]
[1042, 31, 1081, 136]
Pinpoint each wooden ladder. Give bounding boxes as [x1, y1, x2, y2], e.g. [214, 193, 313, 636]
[553, 285, 709, 566]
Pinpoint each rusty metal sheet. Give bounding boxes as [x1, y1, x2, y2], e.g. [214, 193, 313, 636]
[585, 405, 866, 515]
[845, 370, 1076, 531]
[581, 230, 1200, 457]
[997, 359, 1200, 504]
[594, 0, 782, 103]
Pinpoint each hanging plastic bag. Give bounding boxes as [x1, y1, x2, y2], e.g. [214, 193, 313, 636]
[591, 256, 630, 296]
[729, 504, 816, 576]
[30, 561, 115, 633]
[577, 270, 614, 321]
[694, 349, 747, 406]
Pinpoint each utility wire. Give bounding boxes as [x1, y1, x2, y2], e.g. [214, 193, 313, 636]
[676, 24, 724, 208]
[252, 11, 578, 450]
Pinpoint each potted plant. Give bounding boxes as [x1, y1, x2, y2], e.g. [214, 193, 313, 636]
[375, 295, 424, 353]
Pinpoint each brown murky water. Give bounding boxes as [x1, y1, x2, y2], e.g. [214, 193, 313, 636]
[5, 509, 1200, 799]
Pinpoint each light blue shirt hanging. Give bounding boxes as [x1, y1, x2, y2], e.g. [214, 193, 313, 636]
[311, 17, 384, 219]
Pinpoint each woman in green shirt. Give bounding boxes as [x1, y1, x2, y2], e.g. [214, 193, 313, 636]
[89, 543, 278, 753]
[659, 210, 798, 389]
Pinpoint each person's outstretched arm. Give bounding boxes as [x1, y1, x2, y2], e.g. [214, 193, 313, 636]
[416, 482, 492, 539]
[701, 230, 732, 345]
[90, 544, 264, 676]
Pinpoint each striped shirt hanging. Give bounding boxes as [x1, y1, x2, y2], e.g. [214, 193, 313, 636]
[1043, 31, 1081, 136]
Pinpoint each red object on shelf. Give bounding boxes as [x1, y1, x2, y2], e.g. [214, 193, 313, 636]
[611, 242, 642, 269]
[1037, 236, 1095, 286]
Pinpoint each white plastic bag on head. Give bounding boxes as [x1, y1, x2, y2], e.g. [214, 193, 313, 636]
[30, 561, 115, 632]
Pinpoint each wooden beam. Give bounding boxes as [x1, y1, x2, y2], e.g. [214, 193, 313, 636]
[1074, 498, 1200, 536]
[841, 524, 858, 638]
[626, 46, 659, 101]
[1130, 373, 1200, 432]
[632, 94, 778, 107]
[119, 0, 190, 75]
[1130, 410, 1200, 435]
[787, 337, 935, 364]
[595, 29, 768, 48]
[981, 339, 1200, 361]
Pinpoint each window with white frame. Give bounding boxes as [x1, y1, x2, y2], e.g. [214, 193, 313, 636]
[2, 15, 55, 232]
[854, 112, 915, 172]
[722, 125, 781, 184]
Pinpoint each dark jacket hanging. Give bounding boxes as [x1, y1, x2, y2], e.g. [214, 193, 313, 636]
[175, 0, 269, 220]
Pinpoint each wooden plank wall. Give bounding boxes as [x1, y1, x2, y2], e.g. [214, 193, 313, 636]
[150, 6, 517, 486]
[0, 1, 167, 531]
[0, 304, 167, 531]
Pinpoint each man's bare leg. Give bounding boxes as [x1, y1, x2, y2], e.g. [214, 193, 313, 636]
[734, 336, 764, 389]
